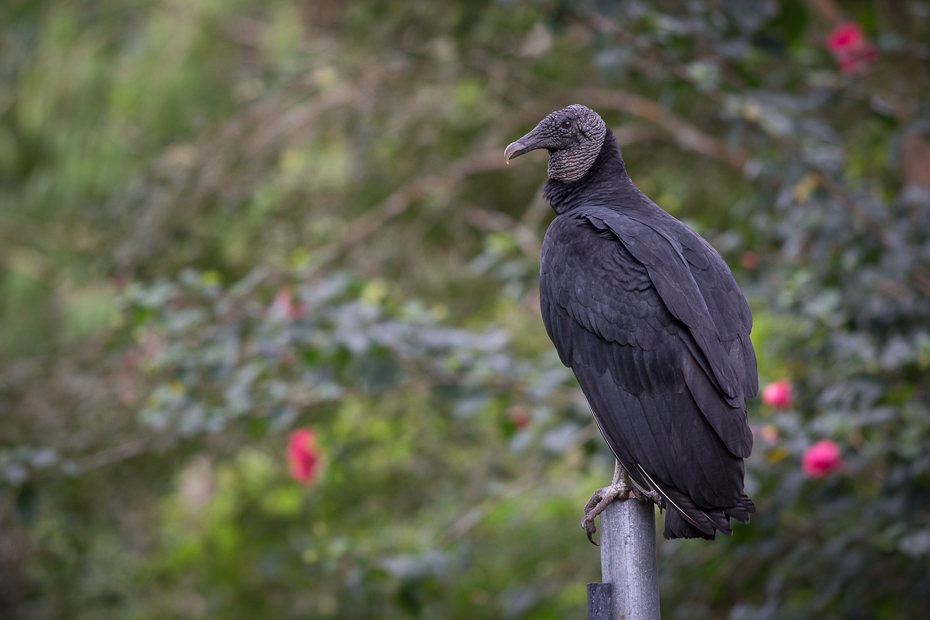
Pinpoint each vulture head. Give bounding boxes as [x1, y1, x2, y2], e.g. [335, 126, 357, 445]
[504, 104, 607, 183]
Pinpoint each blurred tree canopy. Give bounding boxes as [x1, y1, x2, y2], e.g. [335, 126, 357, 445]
[1, 0, 929, 618]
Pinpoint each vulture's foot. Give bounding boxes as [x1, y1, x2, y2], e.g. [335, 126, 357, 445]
[581, 462, 634, 546]
[631, 486, 665, 509]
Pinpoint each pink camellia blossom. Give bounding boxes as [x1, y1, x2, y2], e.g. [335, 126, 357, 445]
[287, 428, 321, 486]
[802, 440, 842, 478]
[825, 22, 876, 74]
[761, 379, 793, 409]
[826, 22, 864, 53]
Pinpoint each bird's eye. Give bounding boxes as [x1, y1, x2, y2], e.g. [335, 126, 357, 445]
[561, 120, 572, 129]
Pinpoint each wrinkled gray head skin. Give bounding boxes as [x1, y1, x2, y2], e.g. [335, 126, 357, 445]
[504, 104, 607, 183]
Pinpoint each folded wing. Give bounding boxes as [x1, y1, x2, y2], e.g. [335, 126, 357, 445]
[539, 209, 756, 538]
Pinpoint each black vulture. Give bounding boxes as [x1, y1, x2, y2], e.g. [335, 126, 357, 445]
[504, 104, 758, 541]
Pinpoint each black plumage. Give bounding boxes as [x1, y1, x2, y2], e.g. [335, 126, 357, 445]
[505, 105, 758, 540]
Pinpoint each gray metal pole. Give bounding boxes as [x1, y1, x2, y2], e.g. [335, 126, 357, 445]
[596, 491, 661, 619]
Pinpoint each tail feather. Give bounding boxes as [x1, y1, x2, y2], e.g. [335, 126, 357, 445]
[634, 465, 710, 533]
[723, 494, 756, 524]
[660, 485, 724, 539]
[705, 509, 733, 535]
[664, 505, 716, 540]
[637, 467, 755, 540]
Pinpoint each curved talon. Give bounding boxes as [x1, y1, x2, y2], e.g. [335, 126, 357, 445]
[582, 510, 600, 546]
[580, 464, 664, 543]
[581, 477, 632, 542]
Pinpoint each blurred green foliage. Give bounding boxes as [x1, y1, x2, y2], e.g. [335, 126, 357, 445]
[2, 0, 930, 618]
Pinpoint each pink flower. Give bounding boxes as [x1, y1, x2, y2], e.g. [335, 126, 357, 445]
[825, 22, 876, 74]
[761, 380, 793, 409]
[287, 428, 321, 485]
[825, 22, 864, 53]
[802, 440, 842, 478]
[270, 286, 306, 320]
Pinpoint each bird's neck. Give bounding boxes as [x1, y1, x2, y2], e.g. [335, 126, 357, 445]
[543, 130, 638, 216]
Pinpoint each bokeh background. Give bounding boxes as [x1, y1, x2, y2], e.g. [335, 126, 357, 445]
[2, 0, 930, 618]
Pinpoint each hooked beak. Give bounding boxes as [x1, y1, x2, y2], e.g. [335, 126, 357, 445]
[504, 141, 527, 164]
[504, 124, 547, 164]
